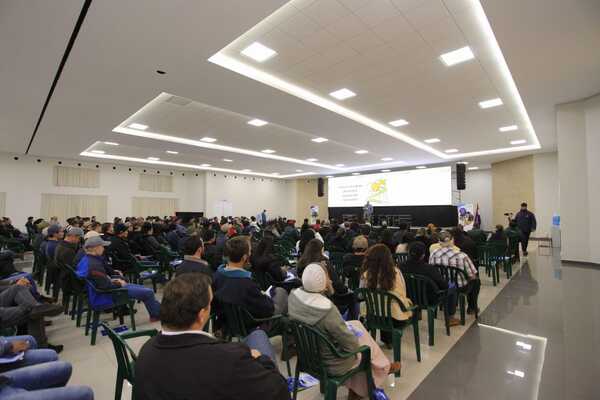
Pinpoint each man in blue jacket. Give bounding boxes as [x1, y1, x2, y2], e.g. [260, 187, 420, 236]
[77, 236, 161, 322]
[514, 202, 537, 256]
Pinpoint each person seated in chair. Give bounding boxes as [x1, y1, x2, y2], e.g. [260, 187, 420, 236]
[429, 231, 480, 315]
[342, 235, 368, 285]
[106, 223, 137, 272]
[76, 236, 161, 323]
[175, 236, 212, 280]
[288, 263, 400, 400]
[135, 274, 288, 400]
[0, 335, 93, 399]
[138, 222, 162, 257]
[400, 242, 459, 326]
[213, 237, 288, 319]
[0, 281, 64, 353]
[250, 236, 287, 283]
[55, 227, 84, 304]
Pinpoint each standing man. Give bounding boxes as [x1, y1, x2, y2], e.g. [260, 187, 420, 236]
[260, 210, 267, 226]
[514, 202, 536, 256]
[363, 201, 373, 224]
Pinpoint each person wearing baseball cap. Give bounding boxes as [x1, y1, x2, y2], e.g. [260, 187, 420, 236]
[106, 223, 135, 272]
[288, 263, 399, 399]
[55, 227, 84, 301]
[77, 236, 161, 322]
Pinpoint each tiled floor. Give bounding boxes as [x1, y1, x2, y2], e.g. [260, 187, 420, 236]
[17, 249, 534, 399]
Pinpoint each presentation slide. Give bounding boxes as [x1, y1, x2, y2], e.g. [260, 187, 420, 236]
[328, 166, 452, 207]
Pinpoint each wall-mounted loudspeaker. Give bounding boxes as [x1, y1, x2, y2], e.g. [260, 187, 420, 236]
[317, 177, 324, 197]
[456, 163, 466, 190]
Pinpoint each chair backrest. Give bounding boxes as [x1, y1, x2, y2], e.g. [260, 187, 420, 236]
[356, 288, 404, 331]
[329, 252, 346, 278]
[434, 265, 468, 287]
[403, 272, 440, 307]
[289, 319, 341, 380]
[394, 253, 409, 265]
[102, 323, 138, 384]
[220, 302, 253, 338]
[101, 323, 158, 386]
[252, 270, 274, 291]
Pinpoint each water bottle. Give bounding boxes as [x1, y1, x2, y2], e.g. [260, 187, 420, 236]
[552, 214, 560, 226]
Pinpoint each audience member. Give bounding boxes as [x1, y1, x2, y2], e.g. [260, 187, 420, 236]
[76, 236, 161, 322]
[429, 231, 480, 314]
[250, 236, 286, 282]
[288, 263, 399, 399]
[134, 274, 288, 400]
[176, 236, 212, 279]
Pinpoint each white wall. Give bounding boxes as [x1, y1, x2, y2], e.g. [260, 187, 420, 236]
[0, 154, 205, 230]
[204, 172, 296, 220]
[557, 94, 600, 263]
[459, 169, 493, 231]
[533, 152, 560, 238]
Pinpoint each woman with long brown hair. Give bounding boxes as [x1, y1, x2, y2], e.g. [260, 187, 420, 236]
[361, 244, 413, 345]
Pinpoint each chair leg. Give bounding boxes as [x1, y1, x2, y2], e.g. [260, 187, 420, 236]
[324, 382, 337, 400]
[443, 304, 450, 336]
[129, 303, 136, 331]
[76, 296, 84, 327]
[63, 294, 71, 315]
[459, 296, 466, 325]
[427, 309, 435, 346]
[84, 306, 92, 336]
[114, 371, 124, 400]
[90, 311, 100, 345]
[412, 317, 421, 362]
[292, 365, 301, 400]
[392, 330, 402, 377]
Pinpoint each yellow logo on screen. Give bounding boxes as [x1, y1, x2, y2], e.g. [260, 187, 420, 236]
[368, 179, 387, 203]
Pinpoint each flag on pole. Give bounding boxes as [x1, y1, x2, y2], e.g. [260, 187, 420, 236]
[474, 203, 481, 228]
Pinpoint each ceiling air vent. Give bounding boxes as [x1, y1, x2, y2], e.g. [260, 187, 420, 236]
[164, 95, 192, 107]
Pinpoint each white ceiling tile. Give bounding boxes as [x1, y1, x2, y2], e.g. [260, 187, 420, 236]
[300, 28, 341, 51]
[337, 0, 372, 11]
[300, 0, 353, 26]
[346, 29, 386, 53]
[401, 0, 451, 28]
[390, 0, 427, 12]
[370, 14, 420, 44]
[293, 0, 318, 10]
[276, 10, 321, 41]
[326, 13, 370, 40]
[353, 0, 402, 28]
[416, 16, 464, 46]
[442, 0, 475, 14]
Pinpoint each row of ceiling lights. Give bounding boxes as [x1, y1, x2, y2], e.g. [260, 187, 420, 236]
[240, 41, 529, 153]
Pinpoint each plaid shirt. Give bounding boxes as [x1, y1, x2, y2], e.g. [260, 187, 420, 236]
[429, 246, 478, 278]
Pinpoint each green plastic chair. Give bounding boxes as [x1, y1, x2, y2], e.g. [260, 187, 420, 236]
[477, 244, 500, 286]
[357, 288, 421, 376]
[32, 248, 47, 286]
[328, 252, 346, 281]
[101, 322, 158, 400]
[59, 263, 88, 327]
[289, 319, 376, 400]
[110, 254, 163, 293]
[219, 302, 291, 376]
[84, 280, 137, 346]
[393, 253, 409, 265]
[434, 265, 477, 324]
[403, 273, 450, 346]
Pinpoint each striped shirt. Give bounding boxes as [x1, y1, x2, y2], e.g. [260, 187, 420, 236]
[429, 246, 478, 278]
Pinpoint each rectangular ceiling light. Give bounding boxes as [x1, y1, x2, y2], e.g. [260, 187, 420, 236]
[329, 88, 356, 100]
[240, 42, 277, 62]
[200, 163, 211, 167]
[352, 172, 360, 175]
[295, 169, 303, 172]
[147, 157, 160, 161]
[223, 158, 233, 162]
[499, 125, 518, 132]
[389, 119, 409, 127]
[416, 166, 426, 169]
[166, 150, 179, 154]
[91, 150, 105, 154]
[511, 139, 527, 145]
[440, 46, 475, 66]
[468, 166, 479, 170]
[354, 150, 368, 154]
[247, 118, 268, 127]
[479, 98, 503, 109]
[381, 169, 391, 172]
[200, 137, 217, 142]
[305, 158, 318, 162]
[335, 163, 345, 167]
[128, 123, 148, 130]
[261, 149, 276, 154]
[104, 141, 119, 146]
[445, 149, 459, 153]
[311, 137, 328, 143]
[424, 138, 441, 144]
[381, 157, 393, 161]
